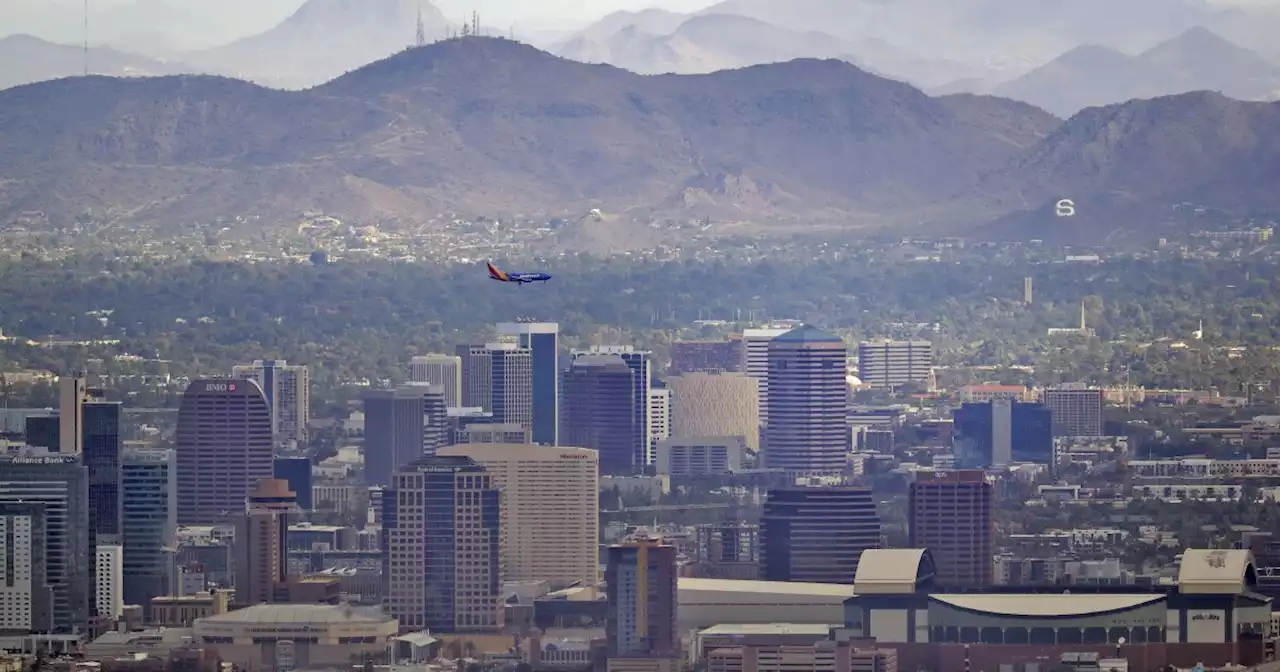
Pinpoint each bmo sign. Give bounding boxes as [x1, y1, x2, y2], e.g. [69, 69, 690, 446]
[205, 382, 238, 393]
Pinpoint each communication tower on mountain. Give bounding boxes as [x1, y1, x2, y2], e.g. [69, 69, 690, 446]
[415, 5, 427, 47]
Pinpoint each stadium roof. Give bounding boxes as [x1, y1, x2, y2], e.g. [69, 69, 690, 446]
[854, 549, 935, 594]
[1178, 548, 1257, 594]
[932, 593, 1166, 618]
[679, 577, 855, 598]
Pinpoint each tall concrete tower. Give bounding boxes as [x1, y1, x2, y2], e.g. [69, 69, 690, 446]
[763, 325, 848, 475]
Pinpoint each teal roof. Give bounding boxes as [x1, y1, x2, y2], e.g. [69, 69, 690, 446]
[774, 324, 842, 343]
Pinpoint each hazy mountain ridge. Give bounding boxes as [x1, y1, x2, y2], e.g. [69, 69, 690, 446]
[556, 11, 980, 88]
[1, 38, 1275, 239]
[974, 90, 1280, 240]
[993, 27, 1280, 117]
[693, 0, 1223, 63]
[0, 34, 196, 91]
[0, 38, 1068, 228]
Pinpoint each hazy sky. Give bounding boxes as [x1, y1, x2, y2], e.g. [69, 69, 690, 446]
[1, 0, 722, 43]
[0, 0, 1268, 46]
[435, 0, 716, 26]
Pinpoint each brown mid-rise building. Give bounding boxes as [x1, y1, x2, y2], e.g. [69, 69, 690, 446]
[908, 470, 994, 587]
[176, 379, 274, 525]
[234, 479, 296, 606]
[606, 538, 678, 658]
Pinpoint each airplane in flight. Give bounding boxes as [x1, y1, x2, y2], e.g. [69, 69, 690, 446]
[487, 261, 552, 285]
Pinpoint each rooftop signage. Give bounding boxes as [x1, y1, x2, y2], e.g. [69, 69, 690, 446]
[204, 382, 238, 393]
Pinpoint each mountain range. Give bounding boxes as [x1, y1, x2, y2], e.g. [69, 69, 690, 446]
[5, 0, 1280, 109]
[990, 26, 1280, 117]
[555, 11, 980, 89]
[2, 37, 1279, 242]
[0, 34, 193, 91]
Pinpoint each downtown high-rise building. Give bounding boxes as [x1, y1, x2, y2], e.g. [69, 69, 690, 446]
[1041, 383, 1105, 437]
[456, 343, 491, 409]
[489, 344, 534, 428]
[84, 399, 122, 545]
[496, 321, 559, 445]
[121, 448, 177, 611]
[384, 456, 502, 633]
[953, 399, 1054, 467]
[409, 354, 463, 407]
[453, 343, 533, 428]
[667, 372, 760, 451]
[234, 479, 297, 605]
[95, 541, 124, 621]
[232, 360, 310, 446]
[763, 325, 849, 474]
[742, 326, 794, 426]
[175, 379, 274, 524]
[573, 346, 652, 466]
[438, 443, 599, 587]
[606, 538, 678, 658]
[0, 453, 90, 633]
[669, 337, 746, 375]
[273, 455, 313, 510]
[0, 502, 52, 634]
[760, 486, 880, 585]
[562, 354, 637, 474]
[856, 340, 934, 389]
[362, 384, 449, 487]
[58, 375, 88, 454]
[35, 379, 122, 621]
[648, 386, 670, 461]
[909, 470, 994, 587]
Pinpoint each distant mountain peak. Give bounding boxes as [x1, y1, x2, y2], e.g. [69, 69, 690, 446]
[284, 0, 447, 27]
[0, 33, 53, 47]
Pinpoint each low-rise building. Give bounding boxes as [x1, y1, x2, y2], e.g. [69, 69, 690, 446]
[192, 604, 398, 670]
[150, 591, 229, 627]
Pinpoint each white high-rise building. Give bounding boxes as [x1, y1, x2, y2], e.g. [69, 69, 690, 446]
[857, 340, 933, 389]
[409, 354, 462, 407]
[438, 444, 599, 587]
[647, 388, 670, 464]
[742, 326, 795, 426]
[95, 542, 124, 621]
[232, 360, 310, 446]
[0, 504, 49, 632]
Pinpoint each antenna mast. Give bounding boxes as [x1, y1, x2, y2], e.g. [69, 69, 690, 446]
[415, 5, 426, 47]
[83, 0, 89, 76]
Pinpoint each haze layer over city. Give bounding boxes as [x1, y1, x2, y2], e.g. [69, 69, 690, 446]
[3, 2, 1280, 672]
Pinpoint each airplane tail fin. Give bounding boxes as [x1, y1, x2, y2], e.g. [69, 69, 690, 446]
[487, 261, 508, 281]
